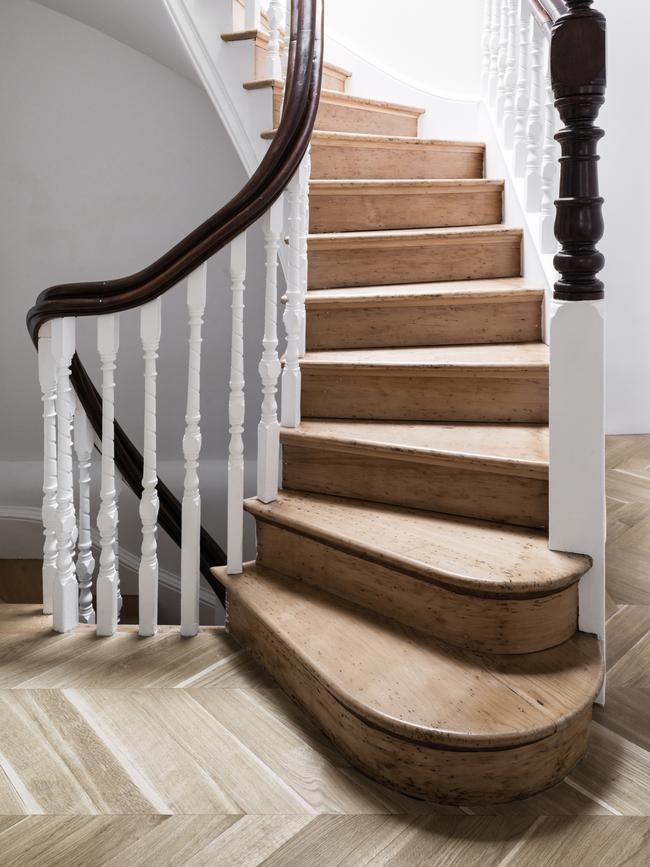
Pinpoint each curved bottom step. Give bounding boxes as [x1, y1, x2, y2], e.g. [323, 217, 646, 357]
[217, 564, 603, 805]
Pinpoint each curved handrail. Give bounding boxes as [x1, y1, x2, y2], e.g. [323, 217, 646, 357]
[27, 0, 324, 604]
[528, 0, 567, 30]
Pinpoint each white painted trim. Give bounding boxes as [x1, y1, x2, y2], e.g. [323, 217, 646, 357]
[0, 505, 216, 608]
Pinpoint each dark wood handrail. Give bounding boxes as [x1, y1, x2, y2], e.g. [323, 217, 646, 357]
[27, 0, 324, 604]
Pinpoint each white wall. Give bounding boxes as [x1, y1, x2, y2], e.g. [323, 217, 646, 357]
[0, 0, 269, 619]
[325, 0, 484, 96]
[598, 0, 650, 433]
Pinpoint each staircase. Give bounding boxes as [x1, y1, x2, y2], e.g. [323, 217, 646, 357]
[215, 15, 604, 805]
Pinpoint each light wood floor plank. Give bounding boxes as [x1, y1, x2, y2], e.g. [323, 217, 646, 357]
[593, 688, 650, 752]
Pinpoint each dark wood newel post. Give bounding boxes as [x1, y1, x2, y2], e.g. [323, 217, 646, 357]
[551, 0, 606, 301]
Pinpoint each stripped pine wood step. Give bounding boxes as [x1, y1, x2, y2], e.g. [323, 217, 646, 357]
[217, 564, 602, 804]
[309, 179, 505, 233]
[222, 30, 351, 91]
[245, 80, 425, 136]
[245, 491, 588, 653]
[280, 420, 549, 527]
[305, 226, 523, 289]
[263, 130, 486, 179]
[304, 279, 543, 349]
[298, 343, 549, 423]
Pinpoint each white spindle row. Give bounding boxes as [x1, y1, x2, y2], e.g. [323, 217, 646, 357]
[484, 0, 558, 255]
[41, 0, 312, 633]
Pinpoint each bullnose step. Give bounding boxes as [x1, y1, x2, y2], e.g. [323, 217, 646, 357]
[244, 490, 587, 653]
[217, 563, 603, 804]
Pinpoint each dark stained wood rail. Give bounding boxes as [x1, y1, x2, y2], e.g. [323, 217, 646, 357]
[26, 0, 324, 604]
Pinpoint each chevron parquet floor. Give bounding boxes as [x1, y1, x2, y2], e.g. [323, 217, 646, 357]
[0, 436, 648, 865]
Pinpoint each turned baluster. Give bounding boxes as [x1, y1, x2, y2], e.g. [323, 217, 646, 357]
[96, 314, 120, 637]
[282, 0, 291, 78]
[181, 265, 207, 634]
[281, 166, 303, 428]
[139, 298, 162, 637]
[488, 0, 501, 106]
[540, 48, 558, 253]
[38, 323, 57, 617]
[481, 0, 494, 98]
[298, 148, 311, 357]
[257, 202, 282, 504]
[227, 238, 247, 576]
[495, 0, 509, 124]
[502, 0, 519, 145]
[74, 402, 95, 624]
[267, 0, 284, 80]
[513, 1, 531, 174]
[525, 18, 544, 212]
[51, 318, 78, 633]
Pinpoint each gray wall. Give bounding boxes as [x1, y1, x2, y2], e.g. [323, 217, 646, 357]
[0, 0, 270, 620]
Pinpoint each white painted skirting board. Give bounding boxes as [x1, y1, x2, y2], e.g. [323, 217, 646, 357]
[0, 505, 217, 609]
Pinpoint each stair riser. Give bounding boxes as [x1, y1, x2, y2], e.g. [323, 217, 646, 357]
[282, 444, 548, 528]
[227, 593, 591, 805]
[273, 92, 420, 136]
[308, 237, 522, 289]
[306, 299, 543, 350]
[254, 521, 577, 652]
[311, 141, 485, 180]
[301, 371, 550, 423]
[309, 188, 503, 233]
[248, 37, 347, 91]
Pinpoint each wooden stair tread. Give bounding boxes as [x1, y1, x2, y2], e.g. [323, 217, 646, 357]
[309, 179, 503, 192]
[262, 129, 484, 149]
[244, 80, 425, 115]
[218, 563, 602, 749]
[304, 278, 542, 305]
[281, 420, 548, 477]
[307, 225, 520, 246]
[244, 491, 589, 596]
[299, 343, 549, 373]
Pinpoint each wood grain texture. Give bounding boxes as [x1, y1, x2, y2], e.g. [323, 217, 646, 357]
[299, 344, 549, 423]
[307, 226, 523, 289]
[300, 131, 486, 180]
[280, 420, 548, 527]
[309, 179, 504, 232]
[220, 564, 600, 804]
[253, 520, 578, 653]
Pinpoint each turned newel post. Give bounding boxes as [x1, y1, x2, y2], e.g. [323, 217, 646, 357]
[551, 0, 606, 301]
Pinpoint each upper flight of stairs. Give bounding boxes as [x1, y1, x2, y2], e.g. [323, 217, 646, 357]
[219, 24, 603, 805]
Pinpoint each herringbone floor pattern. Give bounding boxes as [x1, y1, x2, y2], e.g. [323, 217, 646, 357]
[0, 436, 648, 865]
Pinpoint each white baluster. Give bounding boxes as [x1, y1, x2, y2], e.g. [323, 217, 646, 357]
[525, 19, 544, 212]
[38, 324, 57, 617]
[181, 265, 207, 635]
[244, 0, 262, 30]
[540, 53, 558, 253]
[51, 318, 78, 633]
[227, 238, 246, 575]
[502, 0, 518, 145]
[495, 0, 509, 124]
[96, 314, 120, 637]
[513, 1, 532, 176]
[139, 298, 162, 637]
[257, 203, 282, 504]
[481, 0, 493, 98]
[266, 0, 283, 80]
[281, 166, 303, 428]
[299, 148, 311, 358]
[74, 402, 95, 624]
[488, 0, 501, 106]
